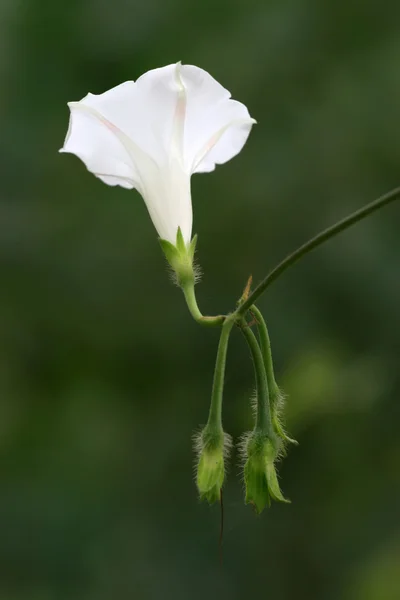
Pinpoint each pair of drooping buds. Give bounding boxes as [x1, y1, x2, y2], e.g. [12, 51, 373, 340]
[195, 389, 293, 512]
[60, 62, 295, 512]
[193, 294, 297, 514]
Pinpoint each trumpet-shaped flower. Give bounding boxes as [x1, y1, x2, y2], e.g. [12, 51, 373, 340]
[60, 63, 256, 244]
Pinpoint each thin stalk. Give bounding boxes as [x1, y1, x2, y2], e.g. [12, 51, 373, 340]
[206, 316, 235, 431]
[239, 320, 273, 436]
[250, 305, 276, 400]
[181, 282, 225, 327]
[238, 186, 400, 315]
[250, 305, 297, 445]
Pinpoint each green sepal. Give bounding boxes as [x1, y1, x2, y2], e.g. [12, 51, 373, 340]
[200, 488, 221, 504]
[272, 411, 298, 447]
[159, 238, 180, 270]
[188, 234, 198, 262]
[264, 439, 290, 503]
[266, 460, 290, 504]
[244, 449, 271, 513]
[176, 227, 186, 255]
[270, 384, 298, 447]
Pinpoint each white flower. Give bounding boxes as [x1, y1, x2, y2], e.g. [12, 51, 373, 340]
[60, 62, 256, 245]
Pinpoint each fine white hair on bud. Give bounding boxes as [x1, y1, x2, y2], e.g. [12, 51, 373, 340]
[192, 428, 233, 464]
[238, 430, 253, 473]
[193, 427, 232, 504]
[60, 62, 256, 246]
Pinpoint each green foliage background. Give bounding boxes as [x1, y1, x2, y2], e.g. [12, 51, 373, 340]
[0, 1, 399, 598]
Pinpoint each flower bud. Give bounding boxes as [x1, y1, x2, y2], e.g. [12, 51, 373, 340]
[194, 427, 232, 504]
[241, 431, 289, 514]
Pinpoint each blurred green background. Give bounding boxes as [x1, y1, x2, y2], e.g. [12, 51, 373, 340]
[1, 1, 400, 599]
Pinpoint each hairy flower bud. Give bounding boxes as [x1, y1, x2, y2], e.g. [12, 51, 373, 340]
[241, 430, 289, 513]
[194, 427, 232, 504]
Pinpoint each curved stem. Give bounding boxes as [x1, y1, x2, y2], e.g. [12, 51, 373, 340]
[250, 305, 279, 410]
[206, 316, 235, 432]
[238, 186, 400, 315]
[250, 305, 298, 445]
[239, 320, 273, 436]
[181, 282, 225, 327]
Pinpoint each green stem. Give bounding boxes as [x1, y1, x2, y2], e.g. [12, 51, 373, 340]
[238, 186, 400, 315]
[181, 282, 225, 327]
[250, 305, 298, 445]
[206, 316, 235, 432]
[250, 305, 278, 408]
[250, 306, 275, 389]
[239, 320, 273, 436]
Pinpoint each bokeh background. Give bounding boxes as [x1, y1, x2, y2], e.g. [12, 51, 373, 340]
[1, 1, 400, 599]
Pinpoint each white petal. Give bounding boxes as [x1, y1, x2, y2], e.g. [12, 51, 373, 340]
[60, 102, 139, 190]
[179, 65, 256, 173]
[60, 67, 192, 244]
[81, 65, 185, 164]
